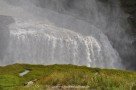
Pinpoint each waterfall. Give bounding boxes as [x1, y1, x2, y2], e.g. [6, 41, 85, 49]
[0, 0, 132, 69]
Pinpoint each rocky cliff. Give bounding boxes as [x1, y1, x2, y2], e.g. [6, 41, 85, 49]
[120, 0, 136, 70]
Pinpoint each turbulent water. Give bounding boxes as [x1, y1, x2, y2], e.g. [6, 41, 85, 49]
[0, 0, 134, 69]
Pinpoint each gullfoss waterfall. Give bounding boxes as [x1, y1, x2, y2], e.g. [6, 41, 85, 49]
[0, 0, 133, 69]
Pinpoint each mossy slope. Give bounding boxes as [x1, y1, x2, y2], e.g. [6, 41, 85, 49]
[0, 64, 136, 90]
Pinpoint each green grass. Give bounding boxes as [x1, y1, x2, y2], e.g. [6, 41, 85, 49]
[0, 64, 135, 90]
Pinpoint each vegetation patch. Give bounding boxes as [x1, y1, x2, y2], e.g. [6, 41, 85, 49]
[0, 64, 135, 90]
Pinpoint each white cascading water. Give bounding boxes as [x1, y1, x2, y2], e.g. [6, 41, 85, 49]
[0, 0, 132, 69]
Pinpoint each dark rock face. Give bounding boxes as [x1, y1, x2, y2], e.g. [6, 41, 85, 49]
[120, 0, 136, 33]
[120, 0, 136, 70]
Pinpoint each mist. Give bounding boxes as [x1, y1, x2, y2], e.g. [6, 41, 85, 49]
[0, 0, 135, 70]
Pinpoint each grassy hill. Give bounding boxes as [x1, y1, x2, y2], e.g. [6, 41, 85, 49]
[0, 64, 135, 90]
